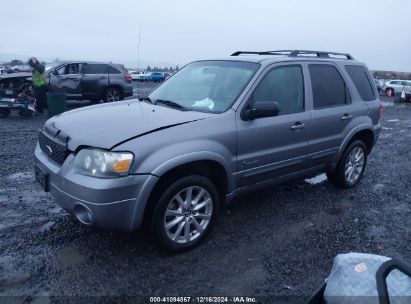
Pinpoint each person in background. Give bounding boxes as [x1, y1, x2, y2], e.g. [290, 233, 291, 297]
[28, 57, 47, 114]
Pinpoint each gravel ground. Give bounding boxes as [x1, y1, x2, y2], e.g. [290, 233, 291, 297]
[0, 95, 410, 303]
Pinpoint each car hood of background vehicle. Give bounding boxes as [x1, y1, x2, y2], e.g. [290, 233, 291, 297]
[46, 100, 214, 151]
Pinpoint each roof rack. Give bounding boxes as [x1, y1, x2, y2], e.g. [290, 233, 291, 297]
[231, 50, 354, 60]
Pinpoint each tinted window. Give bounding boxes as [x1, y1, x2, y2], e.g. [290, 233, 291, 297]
[309, 64, 349, 108]
[345, 65, 376, 101]
[251, 65, 304, 115]
[108, 65, 121, 74]
[84, 64, 107, 74]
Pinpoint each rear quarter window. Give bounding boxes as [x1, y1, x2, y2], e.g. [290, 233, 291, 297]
[83, 64, 107, 74]
[345, 65, 376, 101]
[108, 65, 122, 74]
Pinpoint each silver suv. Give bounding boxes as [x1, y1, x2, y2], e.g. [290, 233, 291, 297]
[34, 50, 382, 252]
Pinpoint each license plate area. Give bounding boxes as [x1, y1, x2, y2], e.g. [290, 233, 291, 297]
[35, 164, 49, 192]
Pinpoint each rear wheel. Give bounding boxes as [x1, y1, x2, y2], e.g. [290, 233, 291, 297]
[0, 108, 11, 118]
[104, 87, 122, 102]
[327, 140, 367, 189]
[150, 175, 219, 252]
[19, 108, 33, 118]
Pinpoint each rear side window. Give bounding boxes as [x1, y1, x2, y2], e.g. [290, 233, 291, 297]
[251, 65, 304, 115]
[309, 64, 349, 109]
[345, 65, 376, 101]
[108, 65, 122, 74]
[83, 64, 107, 74]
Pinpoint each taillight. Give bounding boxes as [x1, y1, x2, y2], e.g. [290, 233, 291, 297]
[378, 100, 384, 120]
[124, 74, 132, 81]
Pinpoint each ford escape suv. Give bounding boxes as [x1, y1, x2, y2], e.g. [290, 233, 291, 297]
[34, 50, 382, 252]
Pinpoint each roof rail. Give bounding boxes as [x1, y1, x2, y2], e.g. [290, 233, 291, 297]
[231, 50, 354, 60]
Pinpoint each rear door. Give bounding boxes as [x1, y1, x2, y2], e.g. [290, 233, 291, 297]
[49, 63, 82, 98]
[306, 63, 368, 167]
[81, 63, 109, 101]
[236, 63, 310, 186]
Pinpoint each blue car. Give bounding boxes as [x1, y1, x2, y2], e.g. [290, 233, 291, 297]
[148, 72, 165, 82]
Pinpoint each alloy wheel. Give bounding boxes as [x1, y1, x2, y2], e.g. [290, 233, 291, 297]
[344, 146, 365, 184]
[106, 89, 120, 102]
[163, 186, 213, 244]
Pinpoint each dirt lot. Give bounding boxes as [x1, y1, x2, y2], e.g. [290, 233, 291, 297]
[0, 96, 410, 303]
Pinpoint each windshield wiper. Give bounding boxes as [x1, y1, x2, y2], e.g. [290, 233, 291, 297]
[139, 96, 154, 103]
[155, 99, 187, 111]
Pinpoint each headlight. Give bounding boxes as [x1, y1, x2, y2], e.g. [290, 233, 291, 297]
[74, 149, 134, 178]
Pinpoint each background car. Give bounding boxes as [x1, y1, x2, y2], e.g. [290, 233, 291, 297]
[148, 72, 165, 82]
[47, 61, 133, 102]
[382, 79, 411, 96]
[130, 71, 150, 81]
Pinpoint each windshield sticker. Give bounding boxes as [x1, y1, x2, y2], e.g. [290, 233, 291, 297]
[192, 98, 215, 110]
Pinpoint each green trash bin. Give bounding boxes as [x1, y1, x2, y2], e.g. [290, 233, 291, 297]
[46, 92, 66, 117]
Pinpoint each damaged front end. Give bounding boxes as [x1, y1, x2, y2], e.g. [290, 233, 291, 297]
[0, 72, 35, 118]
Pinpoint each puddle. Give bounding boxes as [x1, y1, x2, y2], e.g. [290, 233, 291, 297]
[327, 207, 346, 216]
[381, 127, 393, 130]
[387, 119, 400, 122]
[305, 173, 327, 185]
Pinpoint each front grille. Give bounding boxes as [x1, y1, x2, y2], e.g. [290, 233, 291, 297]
[38, 132, 68, 166]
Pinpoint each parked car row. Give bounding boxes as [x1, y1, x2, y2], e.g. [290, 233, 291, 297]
[380, 79, 411, 97]
[129, 71, 170, 82]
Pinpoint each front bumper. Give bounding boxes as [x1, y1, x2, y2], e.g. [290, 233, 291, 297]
[34, 144, 158, 231]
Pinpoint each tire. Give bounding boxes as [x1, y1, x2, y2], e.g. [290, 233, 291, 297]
[327, 140, 368, 189]
[19, 108, 33, 118]
[150, 175, 219, 253]
[104, 87, 122, 102]
[385, 88, 394, 97]
[0, 108, 10, 118]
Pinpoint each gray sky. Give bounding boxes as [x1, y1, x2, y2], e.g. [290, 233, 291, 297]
[1, 0, 410, 71]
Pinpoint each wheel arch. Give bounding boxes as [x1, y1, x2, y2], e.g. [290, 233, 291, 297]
[332, 126, 375, 170]
[141, 159, 229, 229]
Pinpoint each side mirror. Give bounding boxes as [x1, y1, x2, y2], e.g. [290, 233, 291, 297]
[245, 101, 279, 120]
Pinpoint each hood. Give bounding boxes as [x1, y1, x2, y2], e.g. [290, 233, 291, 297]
[45, 100, 214, 151]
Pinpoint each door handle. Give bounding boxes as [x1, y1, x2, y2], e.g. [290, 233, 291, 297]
[341, 113, 352, 120]
[99, 76, 107, 79]
[290, 122, 305, 130]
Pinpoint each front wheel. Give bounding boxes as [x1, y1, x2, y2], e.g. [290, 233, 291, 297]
[104, 87, 121, 102]
[327, 140, 367, 189]
[150, 175, 219, 252]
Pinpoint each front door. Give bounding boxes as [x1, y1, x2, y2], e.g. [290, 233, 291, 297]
[236, 63, 310, 187]
[49, 63, 82, 98]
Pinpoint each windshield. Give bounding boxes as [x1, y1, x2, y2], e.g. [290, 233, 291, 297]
[45, 62, 60, 72]
[148, 61, 259, 113]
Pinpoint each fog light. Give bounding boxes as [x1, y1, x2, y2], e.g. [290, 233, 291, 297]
[73, 203, 93, 225]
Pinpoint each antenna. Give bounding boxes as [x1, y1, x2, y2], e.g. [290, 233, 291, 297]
[137, 26, 142, 99]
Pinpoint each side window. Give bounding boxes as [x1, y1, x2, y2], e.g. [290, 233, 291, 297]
[108, 65, 121, 74]
[66, 63, 81, 75]
[55, 65, 66, 75]
[83, 64, 107, 74]
[251, 65, 304, 115]
[345, 65, 376, 101]
[309, 64, 349, 109]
